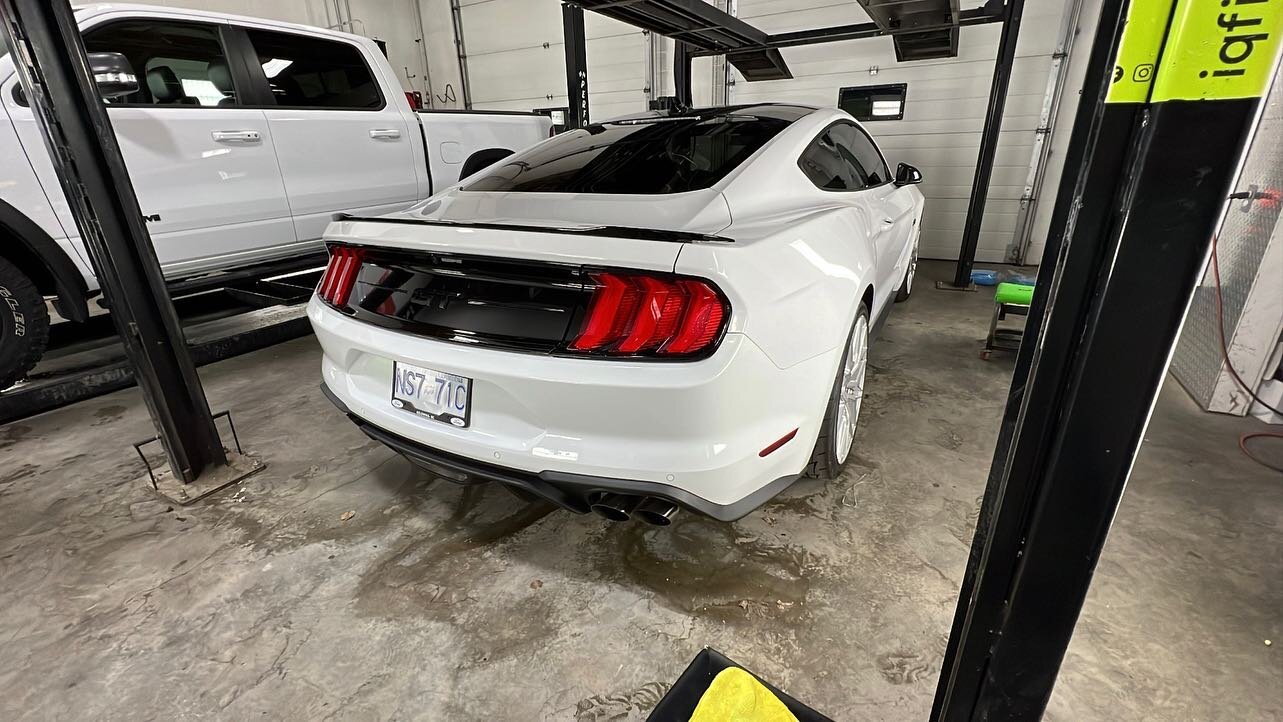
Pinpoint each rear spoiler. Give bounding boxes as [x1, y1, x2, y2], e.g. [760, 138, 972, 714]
[334, 214, 734, 244]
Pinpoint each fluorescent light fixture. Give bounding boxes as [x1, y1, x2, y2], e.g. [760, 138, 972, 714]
[872, 100, 902, 116]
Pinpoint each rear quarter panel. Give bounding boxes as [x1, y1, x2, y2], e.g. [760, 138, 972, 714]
[676, 204, 878, 371]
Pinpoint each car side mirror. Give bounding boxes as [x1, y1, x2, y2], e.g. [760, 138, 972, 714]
[88, 52, 138, 99]
[895, 162, 923, 186]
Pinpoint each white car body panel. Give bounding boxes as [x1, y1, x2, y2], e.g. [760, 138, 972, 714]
[309, 104, 926, 519]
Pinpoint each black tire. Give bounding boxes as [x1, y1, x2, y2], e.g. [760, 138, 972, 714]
[0, 256, 50, 391]
[804, 303, 870, 480]
[895, 241, 917, 303]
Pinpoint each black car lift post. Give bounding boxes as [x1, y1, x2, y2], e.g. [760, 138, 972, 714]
[562, 2, 590, 129]
[0, 0, 262, 500]
[931, 0, 1281, 716]
[940, 0, 1026, 290]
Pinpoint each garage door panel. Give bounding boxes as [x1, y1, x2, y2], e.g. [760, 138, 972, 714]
[467, 47, 565, 105]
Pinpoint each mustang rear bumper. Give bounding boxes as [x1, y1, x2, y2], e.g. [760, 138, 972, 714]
[310, 298, 840, 521]
[321, 383, 798, 521]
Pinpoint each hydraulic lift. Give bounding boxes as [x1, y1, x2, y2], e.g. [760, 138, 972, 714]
[0, 261, 323, 426]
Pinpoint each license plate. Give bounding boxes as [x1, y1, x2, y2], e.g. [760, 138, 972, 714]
[390, 362, 471, 428]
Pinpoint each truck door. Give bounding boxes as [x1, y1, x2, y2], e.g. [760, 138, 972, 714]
[234, 26, 420, 244]
[3, 15, 298, 278]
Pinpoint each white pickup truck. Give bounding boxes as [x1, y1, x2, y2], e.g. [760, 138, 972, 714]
[0, 3, 552, 389]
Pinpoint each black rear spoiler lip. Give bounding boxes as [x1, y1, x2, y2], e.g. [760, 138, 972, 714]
[333, 214, 734, 244]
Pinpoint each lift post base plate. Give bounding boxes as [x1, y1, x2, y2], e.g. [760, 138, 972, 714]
[145, 451, 266, 506]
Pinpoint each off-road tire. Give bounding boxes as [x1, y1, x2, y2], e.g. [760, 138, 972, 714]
[804, 302, 870, 480]
[0, 256, 50, 391]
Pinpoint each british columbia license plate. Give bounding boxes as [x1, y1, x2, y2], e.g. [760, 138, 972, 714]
[390, 361, 471, 428]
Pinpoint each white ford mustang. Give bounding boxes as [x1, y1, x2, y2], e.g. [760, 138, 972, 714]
[309, 103, 924, 525]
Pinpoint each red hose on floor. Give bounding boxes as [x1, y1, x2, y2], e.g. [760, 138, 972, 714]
[1210, 234, 1283, 474]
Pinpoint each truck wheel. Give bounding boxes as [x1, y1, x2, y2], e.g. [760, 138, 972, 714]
[0, 256, 50, 391]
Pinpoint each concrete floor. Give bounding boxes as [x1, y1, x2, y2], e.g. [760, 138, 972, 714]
[1, 261, 1278, 720]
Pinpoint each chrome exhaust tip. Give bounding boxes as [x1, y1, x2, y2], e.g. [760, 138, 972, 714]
[589, 493, 638, 522]
[634, 498, 679, 526]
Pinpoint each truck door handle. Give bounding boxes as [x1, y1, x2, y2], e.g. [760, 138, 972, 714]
[211, 130, 261, 143]
[369, 128, 402, 140]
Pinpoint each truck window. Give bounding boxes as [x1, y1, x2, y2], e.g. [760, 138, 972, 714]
[461, 108, 797, 195]
[243, 30, 383, 110]
[82, 20, 238, 107]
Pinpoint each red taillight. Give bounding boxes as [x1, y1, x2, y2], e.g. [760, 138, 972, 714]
[569, 272, 728, 357]
[405, 91, 423, 110]
[317, 246, 365, 308]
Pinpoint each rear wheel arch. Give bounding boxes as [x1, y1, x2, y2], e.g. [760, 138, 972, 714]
[459, 147, 514, 181]
[0, 199, 89, 322]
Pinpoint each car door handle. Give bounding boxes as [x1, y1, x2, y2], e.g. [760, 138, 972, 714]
[211, 130, 261, 143]
[369, 128, 402, 140]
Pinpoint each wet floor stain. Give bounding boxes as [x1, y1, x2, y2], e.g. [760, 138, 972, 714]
[0, 463, 39, 487]
[0, 423, 33, 451]
[591, 517, 815, 623]
[574, 681, 669, 721]
[92, 405, 127, 426]
[928, 418, 964, 450]
[351, 484, 557, 662]
[877, 650, 932, 684]
[863, 363, 935, 414]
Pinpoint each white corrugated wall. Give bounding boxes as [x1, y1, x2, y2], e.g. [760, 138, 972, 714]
[456, 0, 646, 120]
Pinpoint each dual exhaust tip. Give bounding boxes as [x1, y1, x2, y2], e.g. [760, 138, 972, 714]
[589, 493, 679, 526]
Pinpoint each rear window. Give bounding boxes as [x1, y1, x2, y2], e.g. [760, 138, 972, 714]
[462, 113, 792, 194]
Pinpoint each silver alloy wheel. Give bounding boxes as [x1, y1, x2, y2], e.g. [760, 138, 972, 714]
[905, 243, 918, 294]
[834, 314, 869, 464]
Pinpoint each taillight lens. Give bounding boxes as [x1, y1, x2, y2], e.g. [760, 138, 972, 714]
[317, 246, 365, 308]
[569, 272, 728, 358]
[404, 91, 423, 110]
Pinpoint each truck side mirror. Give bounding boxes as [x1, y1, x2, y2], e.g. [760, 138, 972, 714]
[894, 162, 923, 186]
[88, 52, 139, 99]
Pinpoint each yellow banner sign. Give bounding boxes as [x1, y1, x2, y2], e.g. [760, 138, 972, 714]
[1152, 0, 1283, 101]
[1107, 0, 1177, 103]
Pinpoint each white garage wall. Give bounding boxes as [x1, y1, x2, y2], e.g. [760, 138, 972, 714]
[455, 0, 647, 119]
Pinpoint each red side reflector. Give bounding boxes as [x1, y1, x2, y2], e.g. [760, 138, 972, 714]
[759, 428, 798, 457]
